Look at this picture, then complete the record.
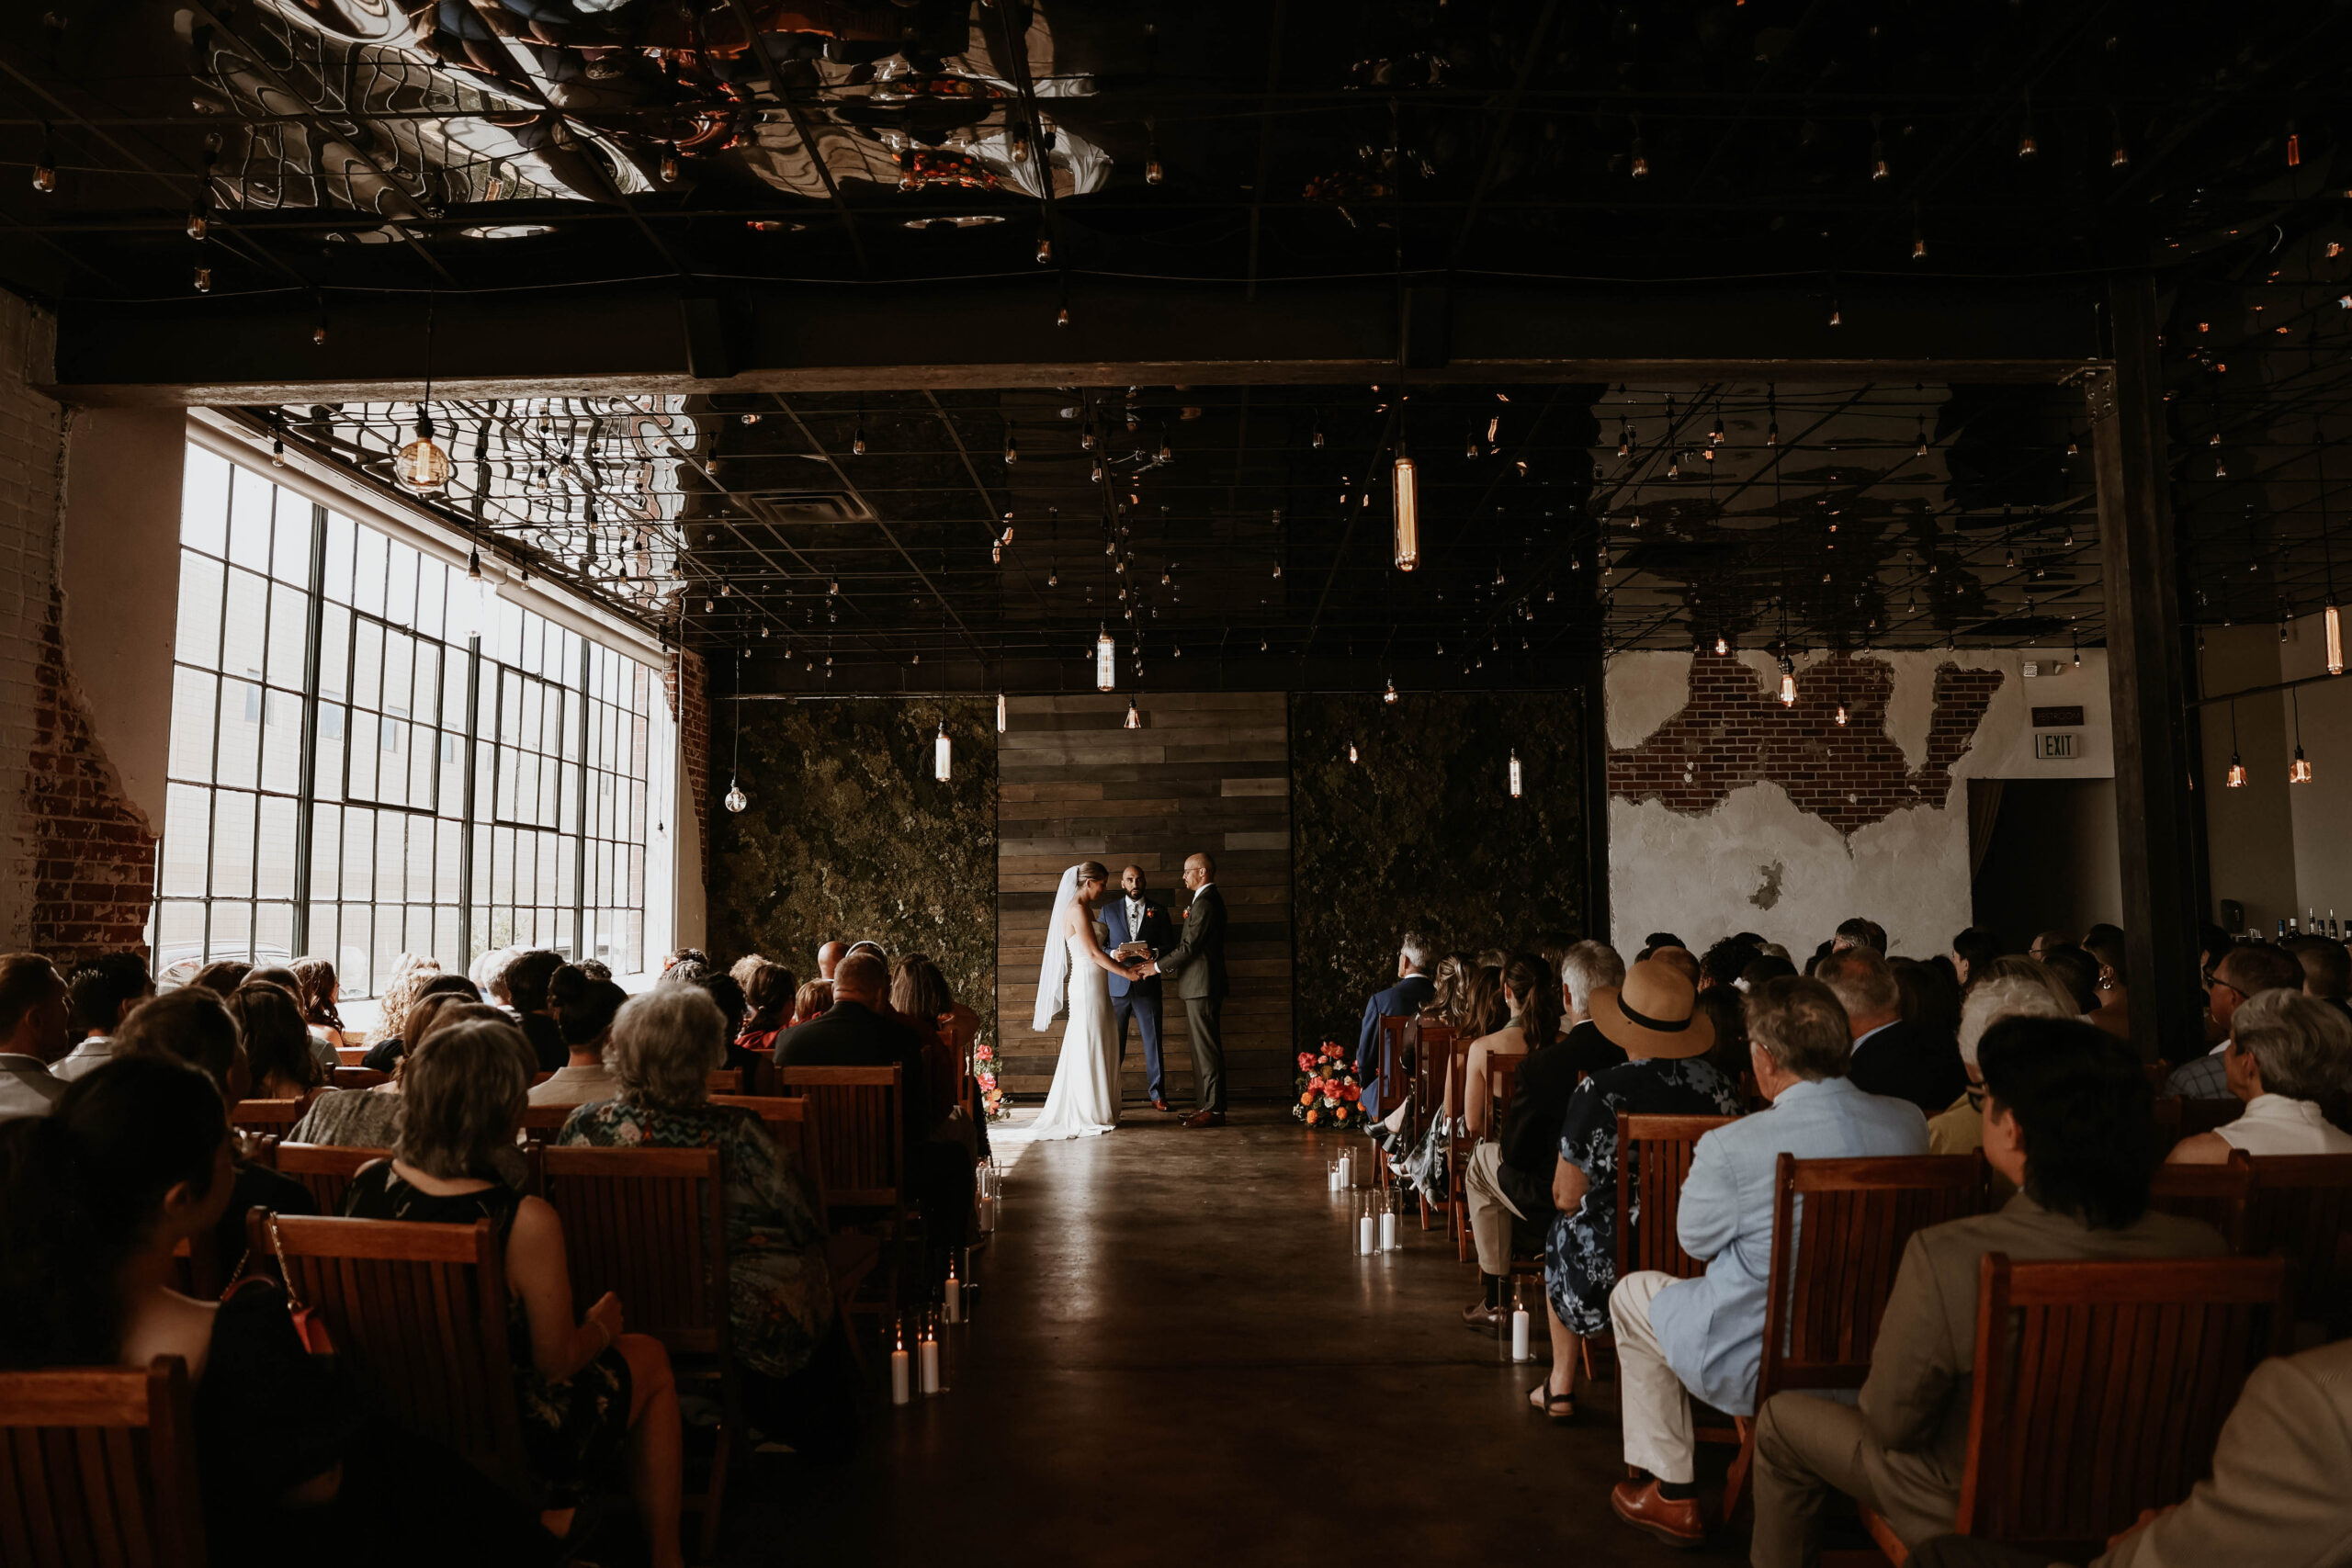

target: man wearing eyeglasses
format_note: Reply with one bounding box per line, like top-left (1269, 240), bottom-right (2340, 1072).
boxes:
top-left (2165, 941), bottom-right (2305, 1100)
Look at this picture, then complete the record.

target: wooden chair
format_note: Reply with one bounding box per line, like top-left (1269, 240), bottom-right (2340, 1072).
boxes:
top-left (336, 1044), bottom-right (370, 1066)
top-left (1407, 1020), bottom-right (1456, 1229)
top-left (228, 1093), bottom-right (314, 1138)
top-left (1595, 1112), bottom-right (1741, 1390)
top-left (708, 1092), bottom-right (808, 1151)
top-left (254, 1212), bottom-right (534, 1499)
top-left (721, 1096), bottom-right (881, 1354)
top-left (2146, 1155), bottom-right (2253, 1250)
top-left (274, 1142), bottom-right (391, 1217)
top-left (539, 1146), bottom-right (737, 1557)
top-left (1724, 1153), bottom-right (1987, 1517)
top-left (772, 1066), bottom-right (908, 1315)
top-left (332, 1066), bottom-right (390, 1089)
top-left (167, 1235), bottom-right (220, 1300)
top-left (2149, 1095), bottom-right (2183, 1154)
top-left (1443, 1033), bottom-right (1480, 1258)
top-left (2241, 1152), bottom-right (2352, 1320)
top-left (1851, 1252), bottom-right (2290, 1564)
top-left (1369, 1016), bottom-right (1411, 1192)
top-left (705, 1068), bottom-right (743, 1096)
top-left (521, 1102), bottom-right (574, 1135)
top-left (0, 1357), bottom-right (208, 1568)
top-left (2176, 1097), bottom-right (2245, 1139)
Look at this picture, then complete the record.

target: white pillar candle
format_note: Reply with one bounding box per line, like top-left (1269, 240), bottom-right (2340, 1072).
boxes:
top-left (944, 1276), bottom-right (963, 1325)
top-left (890, 1341), bottom-right (911, 1405)
top-left (1510, 1306), bottom-right (1532, 1362)
top-left (1380, 1210), bottom-right (1399, 1252)
top-left (1327, 1162), bottom-right (1340, 1190)
top-left (1337, 1153), bottom-right (1351, 1188)
top-left (1358, 1213), bottom-right (1375, 1255)
top-left (919, 1334), bottom-right (941, 1395)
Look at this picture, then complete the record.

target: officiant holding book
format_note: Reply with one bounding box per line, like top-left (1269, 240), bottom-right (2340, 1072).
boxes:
top-left (1104, 863), bottom-right (1178, 1112)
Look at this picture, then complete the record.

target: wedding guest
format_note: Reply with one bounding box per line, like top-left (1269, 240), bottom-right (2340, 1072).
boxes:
top-left (52, 951), bottom-right (153, 1082)
top-left (1891, 958), bottom-right (1962, 1044)
top-left (503, 950), bottom-right (568, 1073)
top-left (1747, 1017), bottom-right (2224, 1567)
top-left (471, 945), bottom-right (521, 1006)
top-left (1698, 938), bottom-right (1760, 993)
top-left (577, 960), bottom-right (612, 982)
top-left (662, 947), bottom-right (708, 975)
top-left (1927, 962), bottom-right (2079, 1201)
top-left (2028, 929), bottom-right (2075, 962)
top-left (1534, 959), bottom-right (1743, 1419)
top-left (1605, 977), bottom-right (1927, 1549)
top-left (1436, 951), bottom-right (1478, 1025)
top-left (735, 960), bottom-right (795, 1060)
top-left (2165, 989), bottom-right (2352, 1161)
top-left (290, 956), bottom-right (351, 1065)
top-left (1648, 945), bottom-right (1702, 989)
top-left (2166, 942), bottom-right (2305, 1100)
top-left (0, 1057), bottom-right (557, 1564)
top-left (1741, 953), bottom-right (1798, 990)
top-left (1355, 930), bottom-right (1437, 1119)
top-left (360, 964), bottom-right (474, 1073)
top-left (1690, 987), bottom-right (1752, 1091)
top-left (527, 966), bottom-right (628, 1109)
top-left (2287, 932), bottom-right (2352, 1019)
top-left (791, 979), bottom-right (832, 1024)
top-left (1642, 932), bottom-right (1687, 956)
top-left (2083, 930), bottom-right (2132, 1039)
top-left (2041, 942), bottom-right (2103, 1013)
top-left (296, 992), bottom-right (490, 1152)
top-left (1816, 947), bottom-right (1966, 1113)
top-left (227, 983), bottom-right (324, 1101)
top-left (1833, 918), bottom-right (1888, 953)
top-left (188, 960), bottom-right (253, 996)
top-left (1558, 941), bottom-right (1631, 1077)
top-left (893, 955), bottom-right (975, 1135)
top-left (342, 1021), bottom-right (684, 1562)
top-left (1464, 954), bottom-right (1558, 1141)
top-left (815, 941), bottom-right (847, 981)
top-left (559, 988), bottom-right (857, 1461)
top-left (1949, 926), bottom-right (2001, 991)
top-left (728, 953), bottom-right (766, 993)
top-left (1375, 964), bottom-right (1506, 1193)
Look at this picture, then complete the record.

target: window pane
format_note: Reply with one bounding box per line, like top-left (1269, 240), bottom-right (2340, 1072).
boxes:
top-left (181, 449), bottom-right (231, 556)
top-left (255, 902), bottom-right (294, 966)
top-left (255, 795), bottom-right (298, 899)
top-left (322, 511), bottom-right (355, 604)
top-left (161, 784), bottom-right (210, 897)
top-left (168, 669), bottom-right (219, 784)
top-left (155, 900), bottom-right (206, 978)
top-left (221, 569), bottom-right (267, 692)
top-left (272, 501), bottom-right (312, 588)
top-left (266, 581), bottom-right (309, 691)
top-left (210, 900), bottom-right (254, 963)
top-left (210, 790), bottom-right (256, 899)
top-left (175, 555), bottom-right (224, 671)
top-left (227, 470), bottom-right (272, 573)
top-left (309, 805), bottom-right (341, 900)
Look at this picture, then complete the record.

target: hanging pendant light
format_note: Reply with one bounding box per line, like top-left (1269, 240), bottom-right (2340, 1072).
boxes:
top-left (1835, 703), bottom-right (1849, 726)
top-left (724, 781), bottom-right (748, 812)
top-left (397, 412), bottom-right (452, 491)
top-left (1778, 652), bottom-right (1798, 707)
top-left (1384, 677), bottom-right (1398, 704)
top-left (2327, 597), bottom-right (2344, 676)
top-left (724, 655), bottom-right (750, 810)
top-left (1713, 635), bottom-right (1729, 656)
top-left (1095, 626), bottom-right (1116, 691)
top-left (2226, 700), bottom-right (2247, 787)
top-left (1391, 452), bottom-right (1420, 571)
top-left (934, 722), bottom-right (952, 782)
top-left (1508, 750), bottom-right (1523, 798)
top-left (996, 693), bottom-right (1007, 733)
top-left (2290, 688), bottom-right (2313, 783)
top-left (1124, 698), bottom-right (1141, 730)
top-left (1348, 743), bottom-right (1359, 764)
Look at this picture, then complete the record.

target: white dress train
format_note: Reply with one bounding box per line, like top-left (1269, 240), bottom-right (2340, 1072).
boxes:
top-left (1027, 921), bottom-right (1121, 1140)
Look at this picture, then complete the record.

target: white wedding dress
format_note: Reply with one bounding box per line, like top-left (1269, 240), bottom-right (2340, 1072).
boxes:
top-left (1027, 918), bottom-right (1121, 1140)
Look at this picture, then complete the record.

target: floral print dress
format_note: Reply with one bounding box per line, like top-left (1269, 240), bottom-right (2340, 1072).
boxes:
top-left (1543, 1056), bottom-right (1742, 1336)
top-left (557, 1099), bottom-right (834, 1381)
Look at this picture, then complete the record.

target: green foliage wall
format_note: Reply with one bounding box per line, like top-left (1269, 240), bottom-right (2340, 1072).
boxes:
top-left (1288, 691), bottom-right (1589, 1052)
top-left (706, 697), bottom-right (998, 1045)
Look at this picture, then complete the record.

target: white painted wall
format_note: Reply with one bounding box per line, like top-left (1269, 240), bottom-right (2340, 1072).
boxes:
top-left (1607, 648), bottom-right (2114, 959)
top-left (2199, 615), bottom-right (2352, 937)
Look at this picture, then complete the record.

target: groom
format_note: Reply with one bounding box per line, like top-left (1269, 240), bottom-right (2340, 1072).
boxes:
top-left (1104, 864), bottom-right (1178, 1111)
top-left (1140, 852), bottom-right (1229, 1128)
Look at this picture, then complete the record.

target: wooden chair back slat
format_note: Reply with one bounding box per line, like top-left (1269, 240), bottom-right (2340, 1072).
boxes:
top-left (772, 1066), bottom-right (902, 1212)
top-left (1760, 1154), bottom-right (1987, 1396)
top-left (2146, 1156), bottom-right (2254, 1251)
top-left (2175, 1097), bottom-right (2245, 1139)
top-left (715, 1095), bottom-right (826, 1225)
top-left (520, 1103), bottom-right (575, 1135)
top-left (540, 1147), bottom-right (727, 1357)
top-left (1407, 1020), bottom-right (1456, 1145)
top-left (227, 1094), bottom-right (315, 1137)
top-left (2241, 1152), bottom-right (2352, 1311)
top-left (1954, 1253), bottom-right (2290, 1555)
top-left (1488, 1054), bottom-right (1524, 1133)
top-left (705, 1069), bottom-right (743, 1096)
top-left (254, 1213), bottom-right (532, 1499)
top-left (0, 1359), bottom-right (205, 1568)
top-left (332, 1066), bottom-right (390, 1090)
top-left (1615, 1112), bottom-right (1741, 1280)
top-left (273, 1143), bottom-right (390, 1217)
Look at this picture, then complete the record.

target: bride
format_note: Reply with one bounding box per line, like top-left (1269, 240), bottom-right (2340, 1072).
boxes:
top-left (1028, 860), bottom-right (1147, 1140)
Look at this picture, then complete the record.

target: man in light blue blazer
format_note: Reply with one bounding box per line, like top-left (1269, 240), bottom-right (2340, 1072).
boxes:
top-left (1606, 975), bottom-right (1929, 1550)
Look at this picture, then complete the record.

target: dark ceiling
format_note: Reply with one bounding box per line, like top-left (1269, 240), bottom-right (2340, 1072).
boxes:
top-left (6, 0), bottom-right (2350, 689)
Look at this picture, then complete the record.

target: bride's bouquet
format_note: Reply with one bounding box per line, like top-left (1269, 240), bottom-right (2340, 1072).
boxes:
top-left (1294, 1042), bottom-right (1364, 1129)
top-left (972, 1042), bottom-right (1009, 1122)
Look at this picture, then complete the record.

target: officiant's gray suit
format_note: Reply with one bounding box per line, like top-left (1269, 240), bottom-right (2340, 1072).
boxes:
top-left (1155, 883), bottom-right (1229, 1112)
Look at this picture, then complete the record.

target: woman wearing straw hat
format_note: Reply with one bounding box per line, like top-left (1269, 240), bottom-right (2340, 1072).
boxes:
top-left (1531, 958), bottom-right (1744, 1422)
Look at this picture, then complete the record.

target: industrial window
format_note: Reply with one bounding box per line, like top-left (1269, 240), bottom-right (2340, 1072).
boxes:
top-left (154, 445), bottom-right (669, 995)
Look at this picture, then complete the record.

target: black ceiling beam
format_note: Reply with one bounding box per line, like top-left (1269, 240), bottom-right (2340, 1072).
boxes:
top-left (49, 275), bottom-right (2105, 406)
top-left (725, 649), bottom-right (1595, 698)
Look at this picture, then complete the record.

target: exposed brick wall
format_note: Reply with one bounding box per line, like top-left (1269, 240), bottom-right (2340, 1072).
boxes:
top-left (26, 603), bottom-right (157, 961)
top-left (1608, 649), bottom-right (2006, 836)
top-left (664, 645), bottom-right (709, 831)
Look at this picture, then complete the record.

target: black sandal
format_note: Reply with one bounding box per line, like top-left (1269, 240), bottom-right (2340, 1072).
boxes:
top-left (1527, 1382), bottom-right (1577, 1422)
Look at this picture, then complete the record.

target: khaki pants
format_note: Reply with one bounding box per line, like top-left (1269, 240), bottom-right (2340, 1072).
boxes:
top-left (1749, 1392), bottom-right (1959, 1568)
top-left (1610, 1269), bottom-right (1698, 1484)
top-left (1464, 1142), bottom-right (1528, 1276)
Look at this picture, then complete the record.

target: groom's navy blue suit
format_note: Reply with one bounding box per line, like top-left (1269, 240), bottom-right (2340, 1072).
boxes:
top-left (1104, 891), bottom-right (1178, 1102)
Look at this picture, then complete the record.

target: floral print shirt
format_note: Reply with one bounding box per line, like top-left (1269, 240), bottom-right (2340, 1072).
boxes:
top-left (557, 1098), bottom-right (834, 1380)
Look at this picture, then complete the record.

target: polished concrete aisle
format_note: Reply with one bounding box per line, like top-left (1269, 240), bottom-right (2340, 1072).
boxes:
top-left (723, 1109), bottom-right (1750, 1565)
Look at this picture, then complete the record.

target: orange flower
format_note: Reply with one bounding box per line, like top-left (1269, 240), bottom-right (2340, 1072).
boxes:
top-left (1300, 1091), bottom-right (1314, 1105)
top-left (1305, 1109), bottom-right (1320, 1124)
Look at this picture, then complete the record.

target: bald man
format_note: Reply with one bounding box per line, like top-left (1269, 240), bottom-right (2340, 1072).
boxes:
top-left (816, 941), bottom-right (847, 981)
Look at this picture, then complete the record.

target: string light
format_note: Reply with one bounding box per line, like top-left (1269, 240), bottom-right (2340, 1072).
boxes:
top-left (724, 655), bottom-right (749, 811)
top-left (1095, 626), bottom-right (1116, 692)
top-left (1384, 677), bottom-right (1397, 704)
top-left (1714, 635), bottom-right (1729, 656)
top-left (1392, 452), bottom-right (1420, 571)
top-left (1125, 698), bottom-right (1142, 730)
top-left (2290, 689), bottom-right (2312, 783)
top-left (2226, 700), bottom-right (2247, 787)
top-left (996, 693), bottom-right (1007, 733)
top-left (1778, 652), bottom-right (1797, 706)
top-left (934, 721), bottom-right (952, 782)
top-left (1348, 743), bottom-right (1359, 764)
top-left (1508, 750), bottom-right (1522, 797)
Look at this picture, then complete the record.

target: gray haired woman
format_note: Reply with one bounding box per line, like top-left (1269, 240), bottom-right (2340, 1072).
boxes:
top-left (2168, 989), bottom-right (2352, 1163)
top-left (557, 987), bottom-right (860, 1461)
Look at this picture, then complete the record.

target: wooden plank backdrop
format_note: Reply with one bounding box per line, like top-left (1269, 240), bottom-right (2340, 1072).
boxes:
top-left (996, 692), bottom-right (1294, 1103)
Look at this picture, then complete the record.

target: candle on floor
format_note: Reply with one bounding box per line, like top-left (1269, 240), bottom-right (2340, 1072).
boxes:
top-left (944, 1259), bottom-right (963, 1324)
top-left (890, 1324), bottom-right (911, 1405)
top-left (1357, 1201), bottom-right (1375, 1256)
top-left (1380, 1206), bottom-right (1399, 1252)
top-left (1336, 1152), bottom-right (1351, 1189)
top-left (919, 1322), bottom-right (941, 1396)
top-left (1327, 1157), bottom-right (1340, 1191)
top-left (1510, 1303), bottom-right (1532, 1362)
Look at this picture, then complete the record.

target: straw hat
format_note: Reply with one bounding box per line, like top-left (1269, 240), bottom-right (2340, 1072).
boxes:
top-left (1590, 958), bottom-right (1715, 1060)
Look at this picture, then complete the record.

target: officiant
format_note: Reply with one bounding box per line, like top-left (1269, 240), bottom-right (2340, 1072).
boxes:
top-left (1105, 864), bottom-right (1178, 1112)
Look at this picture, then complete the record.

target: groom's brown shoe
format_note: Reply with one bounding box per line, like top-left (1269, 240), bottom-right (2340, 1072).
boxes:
top-left (1181, 1109), bottom-right (1223, 1128)
top-left (1151, 1097), bottom-right (1170, 1112)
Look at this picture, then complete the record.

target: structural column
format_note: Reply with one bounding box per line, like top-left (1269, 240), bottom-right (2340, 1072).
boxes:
top-left (2090, 273), bottom-right (2199, 1066)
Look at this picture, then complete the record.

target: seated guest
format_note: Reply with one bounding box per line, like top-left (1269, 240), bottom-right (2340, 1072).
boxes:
top-left (1355, 929), bottom-right (1438, 1119)
top-left (2040, 942), bottom-right (2102, 1014)
top-left (1642, 932), bottom-right (1688, 957)
top-left (1433, 951), bottom-right (1478, 1025)
top-left (187, 959), bottom-right (253, 995)
top-left (344, 1021), bottom-right (684, 1562)
top-left (1374, 964), bottom-right (1506, 1192)
top-left (2166, 941), bottom-right (2305, 1100)
top-left (1463, 945), bottom-right (1623, 1328)
top-left (1816, 947), bottom-right (1966, 1113)
top-left (227, 983), bottom-right (324, 1101)
top-left (1605, 977), bottom-right (1928, 1548)
top-left (295, 991), bottom-right (484, 1151)
top-left (1698, 938), bottom-right (1762, 994)
top-left (1891, 957), bottom-right (1962, 1045)
top-left (1464, 954), bottom-right (1558, 1141)
top-left (2287, 932), bottom-right (2352, 1021)
top-left (52, 951), bottom-right (154, 1082)
top-left (503, 950), bottom-right (569, 1074)
top-left (0, 954), bottom-right (73, 1121)
top-left (1833, 917), bottom-right (1888, 953)
top-left (0, 1057), bottom-right (556, 1564)
top-left (1648, 945), bottom-right (1702, 989)
top-left (2166, 989), bottom-right (2352, 1161)
top-left (359, 966), bottom-right (478, 1073)
top-left (1534, 959), bottom-right (1742, 1419)
top-left (843, 940), bottom-right (886, 966)
top-left (893, 954), bottom-right (979, 1145)
top-left (815, 940), bottom-right (847, 981)
top-left (1690, 987), bottom-right (1753, 1090)
top-left (775, 952), bottom-right (971, 1281)
top-left (1927, 962), bottom-right (2078, 1199)
top-left (1949, 926), bottom-right (2001, 992)
top-left (791, 978), bottom-right (833, 1024)
top-left (2082, 931), bottom-right (2132, 1040)
top-left (1741, 953), bottom-right (1799, 990)
top-left (289, 956), bottom-right (350, 1066)
top-left (1748, 1017), bottom-right (2226, 1566)
top-left (734, 960), bottom-right (795, 1061)
top-left (2028, 929), bottom-right (2075, 962)
top-left (728, 953), bottom-right (766, 992)
top-left (471, 945), bottom-right (521, 1006)
top-left (559, 989), bottom-right (857, 1461)
top-left (527, 966), bottom-right (628, 1108)
top-left (662, 946), bottom-right (709, 975)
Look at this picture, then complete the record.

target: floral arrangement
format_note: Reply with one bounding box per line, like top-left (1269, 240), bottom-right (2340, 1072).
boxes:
top-left (1294, 1041), bottom-right (1364, 1128)
top-left (971, 1040), bottom-right (1009, 1122)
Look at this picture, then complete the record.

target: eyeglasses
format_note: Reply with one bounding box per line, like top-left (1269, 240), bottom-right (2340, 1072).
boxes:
top-left (2201, 967), bottom-right (2243, 996)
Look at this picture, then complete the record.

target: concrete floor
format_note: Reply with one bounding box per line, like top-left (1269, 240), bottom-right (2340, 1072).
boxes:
top-left (721, 1108), bottom-right (1756, 1566)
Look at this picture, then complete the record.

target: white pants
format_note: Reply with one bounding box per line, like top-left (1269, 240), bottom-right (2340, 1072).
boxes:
top-left (1464, 1142), bottom-right (1526, 1276)
top-left (1609, 1269), bottom-right (1695, 1484)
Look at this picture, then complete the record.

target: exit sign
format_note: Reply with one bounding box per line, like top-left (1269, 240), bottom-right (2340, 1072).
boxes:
top-left (2035, 732), bottom-right (2079, 760)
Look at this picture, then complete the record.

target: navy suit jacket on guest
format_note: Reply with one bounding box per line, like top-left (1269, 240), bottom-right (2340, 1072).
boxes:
top-left (1356, 973), bottom-right (1437, 1118)
top-left (1103, 894), bottom-right (1177, 1000)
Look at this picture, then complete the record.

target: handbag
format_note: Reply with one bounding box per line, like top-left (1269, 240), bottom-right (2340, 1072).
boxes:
top-left (221, 1212), bottom-right (337, 1355)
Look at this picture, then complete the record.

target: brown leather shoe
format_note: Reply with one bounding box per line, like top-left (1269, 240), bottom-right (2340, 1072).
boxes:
top-left (1180, 1109), bottom-right (1223, 1128)
top-left (1461, 1300), bottom-right (1509, 1331)
top-left (1151, 1097), bottom-right (1170, 1112)
top-left (1609, 1479), bottom-right (1707, 1549)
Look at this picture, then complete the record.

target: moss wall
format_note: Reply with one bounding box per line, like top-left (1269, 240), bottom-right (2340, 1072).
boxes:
top-left (1288, 691), bottom-right (1589, 1052)
top-left (705, 697), bottom-right (998, 1045)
